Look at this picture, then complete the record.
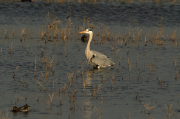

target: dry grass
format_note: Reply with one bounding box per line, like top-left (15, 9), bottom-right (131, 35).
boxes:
top-left (13, 66), bottom-right (19, 78)
top-left (48, 92), bottom-right (57, 109)
top-left (164, 101), bottom-right (174, 119)
top-left (143, 102), bottom-right (156, 114)
top-left (14, 92), bottom-right (23, 102)
top-left (0, 110), bottom-right (11, 119)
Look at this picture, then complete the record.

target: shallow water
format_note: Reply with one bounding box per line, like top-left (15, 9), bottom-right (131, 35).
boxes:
top-left (0, 1), bottom-right (180, 119)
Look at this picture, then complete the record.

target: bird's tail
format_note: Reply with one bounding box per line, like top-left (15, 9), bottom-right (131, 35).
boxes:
top-left (111, 61), bottom-right (115, 66)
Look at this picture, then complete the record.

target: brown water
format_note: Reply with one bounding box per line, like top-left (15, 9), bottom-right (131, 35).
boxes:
top-left (0, 1), bottom-right (180, 119)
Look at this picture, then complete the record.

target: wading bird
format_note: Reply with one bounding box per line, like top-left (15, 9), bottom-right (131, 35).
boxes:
top-left (79, 28), bottom-right (115, 69)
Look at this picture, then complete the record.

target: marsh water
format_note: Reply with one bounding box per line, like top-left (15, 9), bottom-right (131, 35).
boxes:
top-left (0, 1), bottom-right (180, 119)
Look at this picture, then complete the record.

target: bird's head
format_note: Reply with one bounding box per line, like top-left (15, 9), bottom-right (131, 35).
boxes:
top-left (79, 28), bottom-right (93, 35)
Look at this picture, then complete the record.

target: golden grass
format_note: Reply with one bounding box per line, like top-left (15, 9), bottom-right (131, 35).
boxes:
top-left (165, 101), bottom-right (174, 119)
top-left (143, 102), bottom-right (156, 114)
top-left (48, 92), bottom-right (57, 109)
top-left (0, 110), bottom-right (11, 119)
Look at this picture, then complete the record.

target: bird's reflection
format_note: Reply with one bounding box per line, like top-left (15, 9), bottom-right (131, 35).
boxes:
top-left (13, 111), bottom-right (29, 116)
top-left (85, 68), bottom-right (113, 85)
top-left (82, 68), bottom-right (114, 118)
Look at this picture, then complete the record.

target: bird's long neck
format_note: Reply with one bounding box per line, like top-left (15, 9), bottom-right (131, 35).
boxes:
top-left (86, 32), bottom-right (93, 62)
top-left (86, 32), bottom-right (93, 53)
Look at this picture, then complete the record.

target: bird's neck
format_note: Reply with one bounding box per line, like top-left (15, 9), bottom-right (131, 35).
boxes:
top-left (86, 33), bottom-right (93, 62)
top-left (86, 33), bottom-right (93, 52)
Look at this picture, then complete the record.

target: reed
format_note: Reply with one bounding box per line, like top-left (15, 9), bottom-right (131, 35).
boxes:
top-left (21, 28), bottom-right (26, 41)
top-left (4, 25), bottom-right (7, 39)
top-left (34, 54), bottom-right (37, 78)
top-left (1, 47), bottom-right (2, 57)
top-left (9, 42), bottom-right (15, 55)
top-left (135, 90), bottom-right (141, 100)
top-left (83, 79), bottom-right (86, 92)
top-left (95, 106), bottom-right (102, 119)
top-left (158, 78), bottom-right (163, 89)
top-left (0, 110), bottom-right (11, 119)
top-left (58, 84), bottom-right (62, 106)
top-left (67, 71), bottom-right (74, 89)
top-left (48, 92), bottom-right (57, 109)
top-left (143, 102), bottom-right (156, 114)
top-left (15, 93), bottom-right (23, 102)
top-left (13, 26), bottom-right (15, 39)
top-left (111, 74), bottom-right (115, 90)
top-left (13, 66), bottom-right (19, 78)
top-left (171, 30), bottom-right (176, 41)
top-left (165, 102), bottom-right (174, 119)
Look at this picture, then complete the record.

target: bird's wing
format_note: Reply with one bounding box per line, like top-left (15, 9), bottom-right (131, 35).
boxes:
top-left (91, 50), bottom-right (115, 67)
top-left (91, 50), bottom-right (108, 59)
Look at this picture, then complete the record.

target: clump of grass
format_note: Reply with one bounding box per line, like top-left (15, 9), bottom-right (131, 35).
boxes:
top-left (143, 102), bottom-right (156, 114)
top-left (48, 92), bottom-right (57, 109)
top-left (164, 101), bottom-right (174, 119)
top-left (0, 110), bottom-right (11, 119)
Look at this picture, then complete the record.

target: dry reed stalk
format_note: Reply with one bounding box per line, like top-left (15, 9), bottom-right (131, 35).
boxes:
top-left (95, 106), bottom-right (102, 119)
top-left (15, 93), bottom-right (23, 101)
top-left (1, 47), bottom-right (2, 57)
top-left (41, 49), bottom-right (44, 57)
top-left (27, 45), bottom-right (29, 54)
top-left (136, 54), bottom-right (139, 64)
top-left (37, 65), bottom-right (51, 90)
top-left (63, 83), bottom-right (67, 93)
top-left (135, 90), bottom-right (141, 100)
top-left (0, 109), bottom-right (11, 119)
top-left (67, 71), bottom-right (74, 89)
top-left (119, 57), bottom-right (121, 66)
top-left (110, 42), bottom-right (114, 51)
top-left (13, 26), bottom-right (15, 39)
top-left (174, 57), bottom-right (177, 69)
top-left (9, 42), bottom-right (15, 55)
top-left (132, 29), bottom-right (135, 42)
top-left (165, 101), bottom-right (174, 119)
top-left (111, 74), bottom-right (115, 90)
top-left (171, 30), bottom-right (176, 41)
top-left (58, 84), bottom-right (62, 105)
top-left (34, 55), bottom-right (37, 77)
top-left (96, 84), bottom-right (102, 96)
top-left (143, 102), bottom-right (156, 114)
top-left (21, 28), bottom-right (26, 41)
top-left (13, 66), bottom-right (19, 78)
top-left (48, 92), bottom-right (57, 109)
top-left (158, 78), bottom-right (163, 89)
top-left (83, 79), bottom-right (86, 92)
top-left (4, 26), bottom-right (7, 39)
top-left (52, 79), bottom-right (57, 90)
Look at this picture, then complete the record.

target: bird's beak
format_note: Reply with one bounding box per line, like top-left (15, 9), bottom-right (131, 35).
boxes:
top-left (79, 31), bottom-right (87, 33)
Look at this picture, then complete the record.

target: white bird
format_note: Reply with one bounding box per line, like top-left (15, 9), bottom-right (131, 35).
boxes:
top-left (79, 28), bottom-right (115, 69)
